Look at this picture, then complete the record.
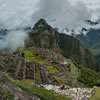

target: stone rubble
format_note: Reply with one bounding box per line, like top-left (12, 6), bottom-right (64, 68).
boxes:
top-left (38, 84), bottom-right (95, 100)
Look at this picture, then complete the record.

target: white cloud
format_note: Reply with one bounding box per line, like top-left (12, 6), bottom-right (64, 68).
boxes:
top-left (33, 0), bottom-right (91, 30)
top-left (0, 30), bottom-right (28, 52)
top-left (0, 0), bottom-right (39, 29)
top-left (0, 0), bottom-right (39, 52)
top-left (0, 0), bottom-right (100, 30)
top-left (0, 0), bottom-right (100, 52)
top-left (69, 0), bottom-right (100, 19)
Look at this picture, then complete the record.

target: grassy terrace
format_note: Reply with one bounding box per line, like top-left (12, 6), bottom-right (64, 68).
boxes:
top-left (77, 64), bottom-right (100, 87)
top-left (45, 65), bottom-right (59, 74)
top-left (23, 50), bottom-right (59, 74)
top-left (24, 50), bottom-right (47, 64)
top-left (65, 59), bottom-right (76, 76)
top-left (35, 72), bottom-right (41, 83)
top-left (89, 88), bottom-right (100, 100)
top-left (0, 72), bottom-right (71, 100)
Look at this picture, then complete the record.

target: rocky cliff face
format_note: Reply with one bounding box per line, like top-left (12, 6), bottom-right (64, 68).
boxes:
top-left (55, 33), bottom-right (96, 70)
top-left (26, 19), bottom-right (98, 71)
top-left (0, 74), bottom-right (40, 100)
top-left (26, 19), bottom-right (59, 52)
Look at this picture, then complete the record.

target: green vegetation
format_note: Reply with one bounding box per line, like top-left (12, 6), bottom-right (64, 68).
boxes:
top-left (0, 72), bottom-right (71, 100)
top-left (76, 64), bottom-right (100, 87)
top-left (35, 72), bottom-right (41, 83)
top-left (0, 87), bottom-right (14, 100)
top-left (54, 77), bottom-right (63, 84)
top-left (89, 88), bottom-right (100, 100)
top-left (67, 59), bottom-right (76, 76)
top-left (24, 50), bottom-right (47, 64)
top-left (18, 84), bottom-right (71, 100)
top-left (45, 65), bottom-right (59, 74)
top-left (0, 72), bottom-right (17, 85)
top-left (18, 79), bottom-right (34, 88)
top-left (23, 50), bottom-right (59, 74)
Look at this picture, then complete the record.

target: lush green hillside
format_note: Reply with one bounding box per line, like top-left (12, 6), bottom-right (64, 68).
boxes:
top-left (76, 64), bottom-right (100, 87)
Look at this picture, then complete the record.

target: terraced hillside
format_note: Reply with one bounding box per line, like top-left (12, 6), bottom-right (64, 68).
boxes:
top-left (0, 47), bottom-right (100, 87)
top-left (0, 47), bottom-right (78, 86)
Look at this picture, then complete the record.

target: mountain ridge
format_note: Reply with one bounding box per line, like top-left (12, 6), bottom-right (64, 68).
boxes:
top-left (26, 19), bottom-right (99, 71)
top-left (76, 28), bottom-right (100, 70)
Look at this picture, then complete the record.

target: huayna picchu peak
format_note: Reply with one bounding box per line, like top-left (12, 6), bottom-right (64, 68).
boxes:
top-left (26, 19), bottom-right (60, 52)
top-left (0, 19), bottom-right (100, 100)
top-left (26, 19), bottom-right (99, 71)
top-left (33, 19), bottom-right (49, 29)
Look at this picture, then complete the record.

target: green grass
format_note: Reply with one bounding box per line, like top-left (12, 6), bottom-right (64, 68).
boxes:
top-left (24, 50), bottom-right (59, 74)
top-left (17, 82), bottom-right (71, 100)
top-left (65, 59), bottom-right (76, 76)
top-left (18, 79), bottom-right (34, 88)
top-left (76, 64), bottom-right (100, 87)
top-left (35, 72), bottom-right (41, 83)
top-left (0, 87), bottom-right (14, 100)
top-left (89, 88), bottom-right (100, 100)
top-left (54, 77), bottom-right (63, 84)
top-left (70, 62), bottom-right (76, 76)
top-left (24, 50), bottom-right (47, 64)
top-left (0, 72), bottom-right (71, 100)
top-left (24, 50), bottom-right (33, 57)
top-left (45, 65), bottom-right (59, 74)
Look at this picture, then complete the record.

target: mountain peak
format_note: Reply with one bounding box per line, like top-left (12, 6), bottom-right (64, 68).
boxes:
top-left (33, 19), bottom-right (48, 30)
top-left (26, 19), bottom-right (59, 51)
top-left (38, 19), bottom-right (47, 24)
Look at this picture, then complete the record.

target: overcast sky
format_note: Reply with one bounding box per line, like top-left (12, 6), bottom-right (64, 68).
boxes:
top-left (0, 0), bottom-right (100, 51)
top-left (0, 0), bottom-right (100, 30)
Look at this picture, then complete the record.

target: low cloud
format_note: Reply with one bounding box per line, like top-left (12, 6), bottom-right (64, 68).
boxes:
top-left (0, 30), bottom-right (28, 53)
top-left (0, 0), bottom-right (38, 52)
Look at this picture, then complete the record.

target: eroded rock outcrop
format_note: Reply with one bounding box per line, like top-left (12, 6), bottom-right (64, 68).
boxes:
top-left (0, 74), bottom-right (40, 100)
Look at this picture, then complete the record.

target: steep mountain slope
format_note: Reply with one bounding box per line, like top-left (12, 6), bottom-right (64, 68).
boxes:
top-left (55, 32), bottom-right (98, 71)
top-left (27, 19), bottom-right (98, 71)
top-left (77, 28), bottom-right (100, 48)
top-left (77, 28), bottom-right (100, 68)
top-left (26, 19), bottom-right (59, 52)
